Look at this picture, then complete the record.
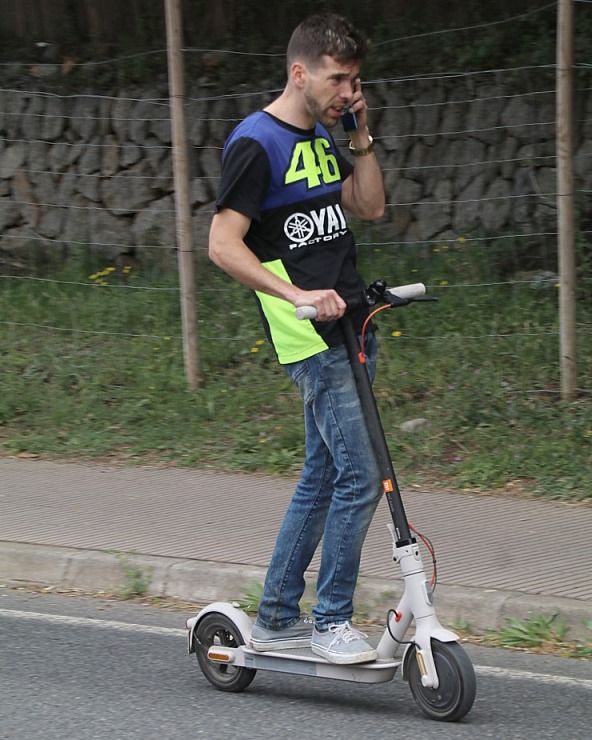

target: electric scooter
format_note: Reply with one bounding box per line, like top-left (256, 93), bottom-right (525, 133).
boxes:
top-left (186, 280), bottom-right (477, 722)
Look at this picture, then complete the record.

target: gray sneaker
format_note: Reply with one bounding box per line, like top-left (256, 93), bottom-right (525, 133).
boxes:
top-left (250, 617), bottom-right (314, 651)
top-left (311, 622), bottom-right (377, 664)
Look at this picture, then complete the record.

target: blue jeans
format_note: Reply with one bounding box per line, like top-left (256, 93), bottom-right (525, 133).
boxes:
top-left (256, 332), bottom-right (382, 631)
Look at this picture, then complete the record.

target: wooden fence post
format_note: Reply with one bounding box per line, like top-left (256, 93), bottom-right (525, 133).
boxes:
top-left (556, 0), bottom-right (577, 400)
top-left (165, 0), bottom-right (201, 389)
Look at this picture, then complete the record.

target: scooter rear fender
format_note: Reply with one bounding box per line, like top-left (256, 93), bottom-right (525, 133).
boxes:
top-left (186, 601), bottom-right (254, 654)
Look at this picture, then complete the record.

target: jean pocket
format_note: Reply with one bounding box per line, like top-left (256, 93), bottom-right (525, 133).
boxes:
top-left (284, 360), bottom-right (314, 406)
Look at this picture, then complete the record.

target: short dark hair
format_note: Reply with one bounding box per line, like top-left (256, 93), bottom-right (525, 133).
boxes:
top-left (286, 14), bottom-right (370, 71)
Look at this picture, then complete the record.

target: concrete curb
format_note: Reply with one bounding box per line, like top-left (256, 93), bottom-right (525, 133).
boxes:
top-left (1, 542), bottom-right (589, 640)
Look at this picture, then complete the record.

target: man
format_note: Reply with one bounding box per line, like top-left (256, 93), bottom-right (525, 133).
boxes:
top-left (209, 13), bottom-right (385, 664)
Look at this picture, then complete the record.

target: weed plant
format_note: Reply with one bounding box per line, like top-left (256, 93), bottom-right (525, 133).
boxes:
top-left (455, 613), bottom-right (592, 658)
top-left (0, 237), bottom-right (590, 502)
top-left (483, 613), bottom-right (592, 658)
top-left (113, 551), bottom-right (153, 599)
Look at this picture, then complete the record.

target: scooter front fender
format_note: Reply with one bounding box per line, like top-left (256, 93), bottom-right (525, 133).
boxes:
top-left (401, 619), bottom-right (459, 685)
top-left (186, 601), bottom-right (254, 654)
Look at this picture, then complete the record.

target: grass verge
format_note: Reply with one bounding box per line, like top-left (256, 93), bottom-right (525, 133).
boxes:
top-left (1, 241), bottom-right (591, 502)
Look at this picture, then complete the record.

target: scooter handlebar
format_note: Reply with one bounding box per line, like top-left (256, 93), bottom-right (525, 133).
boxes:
top-left (385, 282), bottom-right (426, 302)
top-left (295, 282), bottom-right (426, 321)
top-left (294, 305), bottom-right (321, 320)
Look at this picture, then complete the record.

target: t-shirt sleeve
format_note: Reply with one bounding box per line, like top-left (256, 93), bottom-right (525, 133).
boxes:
top-left (215, 138), bottom-right (271, 221)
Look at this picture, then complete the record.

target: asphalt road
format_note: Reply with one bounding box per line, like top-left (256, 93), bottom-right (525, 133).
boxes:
top-left (1, 589), bottom-right (590, 739)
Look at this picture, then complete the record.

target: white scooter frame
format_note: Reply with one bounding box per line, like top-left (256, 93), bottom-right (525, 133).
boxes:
top-left (186, 282), bottom-right (477, 722)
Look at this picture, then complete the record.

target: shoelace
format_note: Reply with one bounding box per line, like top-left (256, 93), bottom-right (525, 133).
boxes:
top-left (327, 621), bottom-right (367, 647)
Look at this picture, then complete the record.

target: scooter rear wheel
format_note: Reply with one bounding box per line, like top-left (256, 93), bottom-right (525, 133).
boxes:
top-left (407, 639), bottom-right (476, 721)
top-left (194, 612), bottom-right (256, 693)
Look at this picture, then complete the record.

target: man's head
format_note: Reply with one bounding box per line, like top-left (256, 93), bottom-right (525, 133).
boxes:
top-left (283, 14), bottom-right (371, 129)
top-left (286, 14), bottom-right (370, 73)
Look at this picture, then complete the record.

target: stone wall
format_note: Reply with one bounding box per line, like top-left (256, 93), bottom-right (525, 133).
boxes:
top-left (1, 79), bottom-right (591, 267)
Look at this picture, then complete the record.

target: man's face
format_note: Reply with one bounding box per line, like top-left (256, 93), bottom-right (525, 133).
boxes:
top-left (302, 55), bottom-right (360, 128)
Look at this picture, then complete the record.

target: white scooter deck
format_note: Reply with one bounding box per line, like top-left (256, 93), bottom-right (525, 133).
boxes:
top-left (211, 643), bottom-right (402, 683)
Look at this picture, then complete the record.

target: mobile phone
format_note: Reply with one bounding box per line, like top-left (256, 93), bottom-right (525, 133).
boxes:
top-left (341, 106), bottom-right (358, 132)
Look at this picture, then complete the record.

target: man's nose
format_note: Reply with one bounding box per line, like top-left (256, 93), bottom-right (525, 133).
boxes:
top-left (339, 80), bottom-right (354, 100)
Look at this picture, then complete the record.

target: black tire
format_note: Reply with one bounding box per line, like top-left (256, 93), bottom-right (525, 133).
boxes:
top-left (407, 639), bottom-right (476, 722)
top-left (194, 613), bottom-right (257, 693)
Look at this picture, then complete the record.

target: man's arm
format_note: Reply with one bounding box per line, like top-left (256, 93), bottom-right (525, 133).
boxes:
top-left (208, 208), bottom-right (346, 321)
top-left (340, 128), bottom-right (385, 221)
top-left (340, 80), bottom-right (385, 221)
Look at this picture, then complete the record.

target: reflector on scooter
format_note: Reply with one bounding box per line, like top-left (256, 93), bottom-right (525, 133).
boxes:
top-left (208, 648), bottom-right (235, 663)
top-left (416, 651), bottom-right (428, 680)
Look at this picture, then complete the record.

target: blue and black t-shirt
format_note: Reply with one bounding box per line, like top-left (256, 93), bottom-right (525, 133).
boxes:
top-left (215, 111), bottom-right (368, 364)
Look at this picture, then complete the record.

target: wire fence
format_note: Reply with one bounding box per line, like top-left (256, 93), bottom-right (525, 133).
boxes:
top-left (0, 1), bottom-right (591, 401)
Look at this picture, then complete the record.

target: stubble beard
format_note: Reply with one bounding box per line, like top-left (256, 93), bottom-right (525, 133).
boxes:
top-left (303, 91), bottom-right (336, 129)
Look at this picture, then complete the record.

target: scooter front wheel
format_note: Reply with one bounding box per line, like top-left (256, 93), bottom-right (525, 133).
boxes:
top-left (407, 639), bottom-right (476, 722)
top-left (194, 612), bottom-right (256, 693)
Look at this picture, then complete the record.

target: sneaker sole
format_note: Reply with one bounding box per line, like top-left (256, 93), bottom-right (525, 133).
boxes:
top-left (250, 635), bottom-right (312, 652)
top-left (310, 644), bottom-right (378, 664)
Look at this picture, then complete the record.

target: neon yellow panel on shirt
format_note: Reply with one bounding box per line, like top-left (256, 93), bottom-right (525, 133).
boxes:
top-left (257, 260), bottom-right (328, 364)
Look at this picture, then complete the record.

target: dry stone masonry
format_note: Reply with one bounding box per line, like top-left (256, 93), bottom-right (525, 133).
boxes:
top-left (1, 79), bottom-right (590, 266)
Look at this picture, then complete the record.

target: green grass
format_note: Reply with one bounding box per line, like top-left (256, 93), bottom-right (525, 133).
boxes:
top-left (454, 613), bottom-right (592, 658)
top-left (0, 239), bottom-right (591, 502)
top-left (234, 581), bottom-right (265, 614)
top-left (483, 613), bottom-right (592, 659)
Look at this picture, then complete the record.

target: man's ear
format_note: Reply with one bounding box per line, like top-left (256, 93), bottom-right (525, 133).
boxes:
top-left (290, 62), bottom-right (306, 89)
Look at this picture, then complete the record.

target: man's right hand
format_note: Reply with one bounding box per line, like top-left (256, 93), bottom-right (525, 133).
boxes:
top-left (293, 289), bottom-right (346, 322)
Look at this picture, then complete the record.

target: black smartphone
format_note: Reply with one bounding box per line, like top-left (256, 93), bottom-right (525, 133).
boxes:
top-left (341, 106), bottom-right (358, 132)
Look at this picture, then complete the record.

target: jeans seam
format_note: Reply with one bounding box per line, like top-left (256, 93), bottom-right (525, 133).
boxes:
top-left (267, 445), bottom-right (333, 628)
top-left (310, 354), bottom-right (364, 621)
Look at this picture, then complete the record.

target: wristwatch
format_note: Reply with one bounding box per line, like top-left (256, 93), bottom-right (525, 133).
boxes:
top-left (349, 135), bottom-right (375, 157)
